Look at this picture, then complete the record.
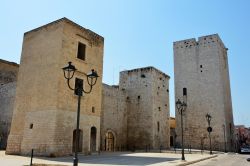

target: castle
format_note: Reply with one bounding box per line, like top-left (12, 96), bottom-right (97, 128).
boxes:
top-left (0, 18), bottom-right (234, 156)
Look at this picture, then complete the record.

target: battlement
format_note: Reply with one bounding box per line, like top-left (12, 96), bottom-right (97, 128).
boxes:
top-left (174, 34), bottom-right (227, 50)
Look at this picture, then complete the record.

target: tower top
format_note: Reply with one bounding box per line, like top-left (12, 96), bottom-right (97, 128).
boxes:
top-left (24, 17), bottom-right (104, 42)
top-left (173, 34), bottom-right (227, 50)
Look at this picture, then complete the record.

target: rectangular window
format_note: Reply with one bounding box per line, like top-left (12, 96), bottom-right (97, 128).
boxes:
top-left (74, 78), bottom-right (83, 96)
top-left (77, 42), bottom-right (86, 60)
top-left (157, 122), bottom-right (160, 132)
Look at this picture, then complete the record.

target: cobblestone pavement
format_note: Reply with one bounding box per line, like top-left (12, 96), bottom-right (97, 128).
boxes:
top-left (0, 150), bottom-right (217, 166)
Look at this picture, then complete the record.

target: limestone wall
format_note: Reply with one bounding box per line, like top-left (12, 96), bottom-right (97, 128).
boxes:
top-left (101, 84), bottom-right (127, 151)
top-left (174, 34), bottom-right (234, 151)
top-left (119, 67), bottom-right (170, 150)
top-left (0, 82), bottom-right (17, 149)
top-left (0, 59), bottom-right (18, 150)
top-left (6, 18), bottom-right (104, 156)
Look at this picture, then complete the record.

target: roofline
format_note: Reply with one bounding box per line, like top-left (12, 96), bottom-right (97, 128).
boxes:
top-left (120, 66), bottom-right (170, 78)
top-left (0, 59), bottom-right (19, 67)
top-left (24, 17), bottom-right (104, 41)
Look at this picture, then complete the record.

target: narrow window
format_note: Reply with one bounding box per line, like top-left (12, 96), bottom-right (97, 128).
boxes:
top-left (92, 107), bottom-right (95, 113)
top-left (183, 88), bottom-right (187, 96)
top-left (141, 74), bottom-right (146, 78)
top-left (157, 122), bottom-right (160, 132)
top-left (138, 96), bottom-right (140, 100)
top-left (77, 42), bottom-right (86, 60)
top-left (158, 107), bottom-right (161, 111)
top-left (200, 65), bottom-right (203, 68)
top-left (75, 78), bottom-right (83, 96)
top-left (30, 123), bottom-right (33, 129)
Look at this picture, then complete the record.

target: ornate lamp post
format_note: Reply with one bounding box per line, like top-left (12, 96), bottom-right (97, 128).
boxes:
top-left (62, 62), bottom-right (99, 166)
top-left (176, 98), bottom-right (187, 160)
top-left (206, 113), bottom-right (212, 155)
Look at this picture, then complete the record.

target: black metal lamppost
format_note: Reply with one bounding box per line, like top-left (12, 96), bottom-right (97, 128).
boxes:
top-left (62, 62), bottom-right (99, 166)
top-left (206, 113), bottom-right (212, 155)
top-left (222, 124), bottom-right (227, 152)
top-left (176, 88), bottom-right (187, 161)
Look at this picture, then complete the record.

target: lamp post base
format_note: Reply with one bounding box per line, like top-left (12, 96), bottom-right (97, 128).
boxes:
top-left (73, 158), bottom-right (78, 166)
top-left (181, 149), bottom-right (185, 160)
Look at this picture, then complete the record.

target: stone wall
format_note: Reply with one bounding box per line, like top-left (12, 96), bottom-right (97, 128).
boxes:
top-left (6, 18), bottom-right (104, 156)
top-left (119, 67), bottom-right (170, 150)
top-left (100, 84), bottom-right (127, 151)
top-left (0, 59), bottom-right (18, 149)
top-left (174, 34), bottom-right (234, 151)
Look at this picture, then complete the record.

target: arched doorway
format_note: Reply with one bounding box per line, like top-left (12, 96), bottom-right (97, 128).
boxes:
top-left (90, 127), bottom-right (97, 152)
top-left (72, 129), bottom-right (83, 152)
top-left (105, 131), bottom-right (115, 151)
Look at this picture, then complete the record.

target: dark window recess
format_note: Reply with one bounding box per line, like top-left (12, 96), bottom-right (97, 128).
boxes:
top-left (158, 107), bottom-right (161, 111)
top-left (137, 95), bottom-right (141, 100)
top-left (77, 42), bottom-right (86, 60)
top-left (141, 74), bottom-right (146, 78)
top-left (92, 107), bottom-right (95, 113)
top-left (158, 86), bottom-right (160, 90)
top-left (167, 89), bottom-right (169, 92)
top-left (159, 77), bottom-right (162, 80)
top-left (183, 88), bottom-right (187, 96)
top-left (201, 70), bottom-right (203, 72)
top-left (75, 78), bottom-right (83, 96)
top-left (200, 65), bottom-right (203, 68)
top-left (30, 123), bottom-right (33, 129)
top-left (157, 122), bottom-right (160, 132)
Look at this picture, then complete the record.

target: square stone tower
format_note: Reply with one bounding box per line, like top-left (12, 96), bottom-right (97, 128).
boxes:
top-left (119, 67), bottom-right (170, 150)
top-left (6, 18), bottom-right (104, 156)
top-left (174, 34), bottom-right (234, 151)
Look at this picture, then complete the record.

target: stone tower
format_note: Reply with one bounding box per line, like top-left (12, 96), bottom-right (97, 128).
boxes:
top-left (119, 67), bottom-right (170, 150)
top-left (6, 18), bottom-right (104, 156)
top-left (174, 34), bottom-right (234, 151)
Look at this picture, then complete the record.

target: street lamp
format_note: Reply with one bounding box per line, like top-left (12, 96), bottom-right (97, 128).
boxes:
top-left (176, 98), bottom-right (187, 160)
top-left (222, 124), bottom-right (227, 153)
top-left (206, 113), bottom-right (212, 155)
top-left (62, 62), bottom-right (99, 166)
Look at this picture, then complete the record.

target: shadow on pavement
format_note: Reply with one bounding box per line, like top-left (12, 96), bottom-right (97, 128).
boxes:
top-left (36, 153), bottom-right (179, 165)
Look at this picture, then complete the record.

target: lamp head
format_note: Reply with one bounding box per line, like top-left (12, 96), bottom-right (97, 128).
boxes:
top-left (62, 62), bottom-right (77, 80)
top-left (176, 99), bottom-right (182, 110)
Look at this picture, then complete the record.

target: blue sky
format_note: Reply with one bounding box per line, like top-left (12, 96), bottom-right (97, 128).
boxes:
top-left (1, 0), bottom-right (249, 126)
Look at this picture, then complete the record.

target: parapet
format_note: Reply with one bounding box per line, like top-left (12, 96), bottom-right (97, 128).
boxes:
top-left (174, 34), bottom-right (227, 50)
top-left (120, 66), bottom-right (170, 79)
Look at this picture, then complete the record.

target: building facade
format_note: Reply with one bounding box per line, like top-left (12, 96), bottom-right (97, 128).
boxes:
top-left (174, 34), bottom-right (234, 152)
top-left (101, 67), bottom-right (171, 151)
top-left (6, 18), bottom-right (104, 156)
top-left (0, 59), bottom-right (19, 149)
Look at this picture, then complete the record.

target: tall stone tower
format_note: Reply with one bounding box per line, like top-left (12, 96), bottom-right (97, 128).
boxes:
top-left (6, 18), bottom-right (104, 156)
top-left (119, 67), bottom-right (170, 150)
top-left (174, 34), bottom-right (234, 151)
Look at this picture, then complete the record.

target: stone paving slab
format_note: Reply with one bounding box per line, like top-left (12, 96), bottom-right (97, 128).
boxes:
top-left (0, 151), bottom-right (218, 166)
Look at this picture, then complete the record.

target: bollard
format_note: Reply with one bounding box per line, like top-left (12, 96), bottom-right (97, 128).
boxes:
top-left (30, 149), bottom-right (33, 166)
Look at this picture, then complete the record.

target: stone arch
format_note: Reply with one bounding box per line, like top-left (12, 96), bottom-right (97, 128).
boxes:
top-left (104, 130), bottom-right (116, 151)
top-left (90, 126), bottom-right (97, 152)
